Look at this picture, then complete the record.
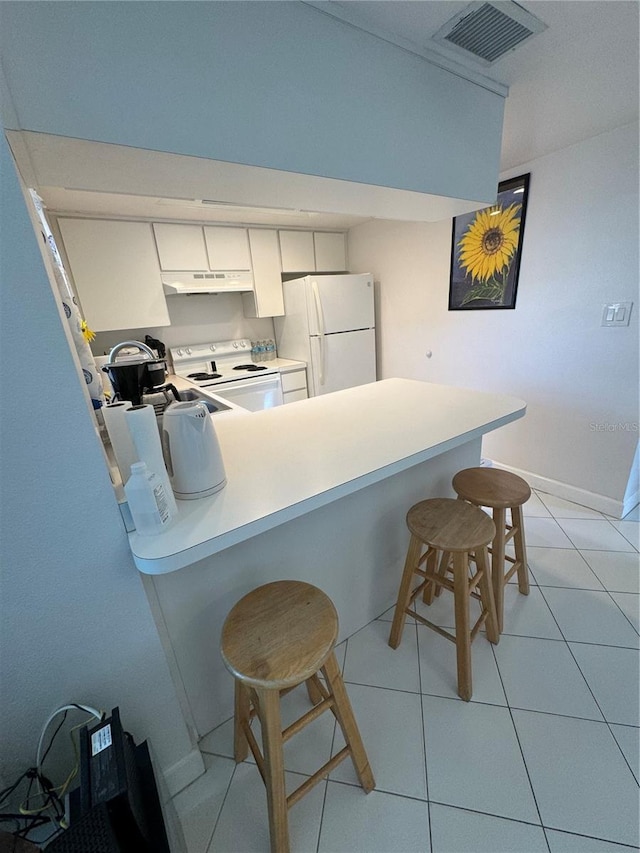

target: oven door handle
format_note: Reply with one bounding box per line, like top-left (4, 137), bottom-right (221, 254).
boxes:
top-left (206, 375), bottom-right (280, 391)
top-left (311, 280), bottom-right (325, 385)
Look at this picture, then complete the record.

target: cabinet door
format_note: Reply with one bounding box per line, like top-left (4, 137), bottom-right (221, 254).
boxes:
top-left (152, 223), bottom-right (209, 271)
top-left (242, 229), bottom-right (284, 318)
top-left (279, 230), bottom-right (315, 273)
top-left (58, 219), bottom-right (170, 332)
top-left (314, 232), bottom-right (347, 272)
top-left (204, 226), bottom-right (252, 270)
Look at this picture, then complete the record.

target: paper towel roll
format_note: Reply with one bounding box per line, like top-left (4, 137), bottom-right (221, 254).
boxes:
top-left (125, 404), bottom-right (178, 516)
top-left (103, 402), bottom-right (137, 484)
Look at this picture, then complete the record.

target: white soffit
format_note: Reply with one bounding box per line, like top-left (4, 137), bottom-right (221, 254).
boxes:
top-left (8, 131), bottom-right (494, 224)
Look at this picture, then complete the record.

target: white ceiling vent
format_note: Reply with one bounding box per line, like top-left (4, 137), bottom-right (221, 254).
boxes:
top-left (432, 1), bottom-right (547, 66)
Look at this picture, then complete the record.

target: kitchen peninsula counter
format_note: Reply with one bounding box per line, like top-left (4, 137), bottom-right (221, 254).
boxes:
top-left (139, 377), bottom-right (525, 739)
top-left (131, 379), bottom-right (525, 575)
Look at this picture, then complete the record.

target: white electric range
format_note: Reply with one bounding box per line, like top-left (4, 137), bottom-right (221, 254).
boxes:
top-left (169, 339), bottom-right (284, 412)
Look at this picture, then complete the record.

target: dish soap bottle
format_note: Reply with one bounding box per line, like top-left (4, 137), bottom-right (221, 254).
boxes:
top-left (124, 461), bottom-right (174, 535)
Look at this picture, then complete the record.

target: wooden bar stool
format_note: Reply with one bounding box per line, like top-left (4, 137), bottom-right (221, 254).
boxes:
top-left (452, 467), bottom-right (531, 634)
top-left (221, 580), bottom-right (375, 853)
top-left (388, 498), bottom-right (499, 701)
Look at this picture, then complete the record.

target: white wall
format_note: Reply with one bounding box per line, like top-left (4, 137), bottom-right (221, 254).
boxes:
top-left (0, 136), bottom-right (197, 791)
top-left (90, 293), bottom-right (275, 358)
top-left (348, 123), bottom-right (639, 510)
top-left (0, 2), bottom-right (503, 203)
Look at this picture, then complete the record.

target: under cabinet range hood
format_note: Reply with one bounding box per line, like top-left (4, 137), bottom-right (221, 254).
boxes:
top-left (162, 271), bottom-right (254, 295)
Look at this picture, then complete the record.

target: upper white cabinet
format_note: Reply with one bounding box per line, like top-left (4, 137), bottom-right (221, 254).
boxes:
top-left (242, 229), bottom-right (284, 318)
top-left (279, 230), bottom-right (347, 273)
top-left (153, 223), bottom-right (252, 272)
top-left (279, 230), bottom-right (315, 273)
top-left (58, 218), bottom-right (170, 332)
top-left (153, 223), bottom-right (209, 271)
top-left (204, 226), bottom-right (252, 271)
top-left (314, 232), bottom-right (347, 272)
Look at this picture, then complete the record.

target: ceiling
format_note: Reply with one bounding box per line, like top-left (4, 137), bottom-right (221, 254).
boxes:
top-left (315, 1), bottom-right (639, 172)
top-left (28, 1), bottom-right (639, 227)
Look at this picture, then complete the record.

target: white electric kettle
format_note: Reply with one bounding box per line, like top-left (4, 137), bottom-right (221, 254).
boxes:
top-left (161, 401), bottom-right (226, 499)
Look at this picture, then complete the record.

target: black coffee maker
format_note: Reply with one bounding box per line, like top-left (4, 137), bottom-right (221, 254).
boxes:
top-left (102, 340), bottom-right (170, 406)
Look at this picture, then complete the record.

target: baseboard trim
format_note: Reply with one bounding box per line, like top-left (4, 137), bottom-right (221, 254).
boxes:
top-left (161, 747), bottom-right (205, 799)
top-left (489, 460), bottom-right (625, 518)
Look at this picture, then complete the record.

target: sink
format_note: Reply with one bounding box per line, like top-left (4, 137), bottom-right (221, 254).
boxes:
top-left (179, 388), bottom-right (232, 414)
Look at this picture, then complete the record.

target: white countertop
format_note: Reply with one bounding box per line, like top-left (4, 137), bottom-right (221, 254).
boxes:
top-left (129, 378), bottom-right (525, 575)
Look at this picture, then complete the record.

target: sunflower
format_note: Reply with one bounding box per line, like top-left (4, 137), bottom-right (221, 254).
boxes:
top-left (458, 203), bottom-right (521, 283)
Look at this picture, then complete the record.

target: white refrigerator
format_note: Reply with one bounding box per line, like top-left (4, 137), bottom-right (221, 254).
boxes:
top-left (274, 273), bottom-right (376, 397)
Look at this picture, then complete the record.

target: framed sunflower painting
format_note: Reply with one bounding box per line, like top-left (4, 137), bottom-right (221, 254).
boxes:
top-left (448, 173), bottom-right (530, 310)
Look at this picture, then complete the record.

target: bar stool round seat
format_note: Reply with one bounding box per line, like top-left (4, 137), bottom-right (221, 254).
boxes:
top-left (452, 467), bottom-right (531, 510)
top-left (389, 498), bottom-right (499, 701)
top-left (221, 580), bottom-right (339, 689)
top-left (221, 580), bottom-right (374, 853)
top-left (452, 467), bottom-right (531, 634)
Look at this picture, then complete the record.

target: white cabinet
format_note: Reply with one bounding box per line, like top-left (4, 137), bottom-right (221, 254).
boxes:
top-left (58, 218), bottom-right (170, 332)
top-left (279, 230), bottom-right (315, 273)
top-left (153, 223), bottom-right (209, 271)
top-left (153, 223), bottom-right (253, 272)
top-left (279, 230), bottom-right (347, 273)
top-left (314, 232), bottom-right (347, 272)
top-left (204, 226), bottom-right (252, 270)
top-left (242, 229), bottom-right (284, 318)
top-left (280, 368), bottom-right (308, 404)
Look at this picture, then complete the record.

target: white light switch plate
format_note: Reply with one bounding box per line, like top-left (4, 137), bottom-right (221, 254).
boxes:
top-left (602, 302), bottom-right (633, 326)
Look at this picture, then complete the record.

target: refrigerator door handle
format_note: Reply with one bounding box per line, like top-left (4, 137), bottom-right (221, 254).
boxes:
top-left (311, 280), bottom-right (326, 384)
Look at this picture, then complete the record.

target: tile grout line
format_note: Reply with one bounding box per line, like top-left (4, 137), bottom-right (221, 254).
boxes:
top-left (314, 636), bottom-right (347, 853)
top-left (552, 512), bottom-right (638, 554)
top-left (414, 617), bottom-right (434, 853)
top-left (602, 513), bottom-right (640, 552)
top-left (203, 760), bottom-right (239, 853)
top-left (534, 582), bottom-right (640, 787)
top-left (488, 639), bottom-right (552, 852)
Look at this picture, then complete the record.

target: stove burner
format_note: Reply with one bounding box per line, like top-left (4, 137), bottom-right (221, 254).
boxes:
top-left (233, 364), bottom-right (267, 372)
top-left (188, 371), bottom-right (222, 380)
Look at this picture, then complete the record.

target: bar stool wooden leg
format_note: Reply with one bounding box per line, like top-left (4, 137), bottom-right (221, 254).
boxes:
top-left (322, 653), bottom-right (375, 792)
top-left (475, 547), bottom-right (499, 645)
top-left (234, 680), bottom-right (251, 762)
top-left (389, 534), bottom-right (422, 649)
top-left (512, 505), bottom-right (530, 596)
top-left (423, 550), bottom-right (449, 604)
top-left (305, 676), bottom-right (324, 706)
top-left (254, 687), bottom-right (290, 853)
top-left (491, 507), bottom-right (507, 634)
top-left (452, 551), bottom-right (472, 702)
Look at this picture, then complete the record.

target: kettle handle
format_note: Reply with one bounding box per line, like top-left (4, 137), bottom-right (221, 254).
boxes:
top-left (161, 429), bottom-right (174, 477)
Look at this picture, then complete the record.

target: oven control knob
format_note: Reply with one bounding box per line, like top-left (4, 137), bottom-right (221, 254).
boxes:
top-left (210, 345), bottom-right (216, 352)
top-left (176, 348), bottom-right (183, 356)
top-left (233, 342), bottom-right (239, 348)
top-left (185, 347), bottom-right (192, 355)
top-left (239, 341), bottom-right (246, 348)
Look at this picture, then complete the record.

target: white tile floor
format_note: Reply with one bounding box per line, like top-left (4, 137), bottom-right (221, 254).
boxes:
top-left (171, 491), bottom-right (640, 852)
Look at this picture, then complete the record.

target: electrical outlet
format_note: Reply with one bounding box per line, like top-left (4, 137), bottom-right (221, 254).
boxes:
top-left (602, 302), bottom-right (632, 326)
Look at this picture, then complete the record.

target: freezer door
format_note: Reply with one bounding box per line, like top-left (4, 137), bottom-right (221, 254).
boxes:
top-left (309, 328), bottom-right (376, 396)
top-left (307, 274), bottom-right (374, 335)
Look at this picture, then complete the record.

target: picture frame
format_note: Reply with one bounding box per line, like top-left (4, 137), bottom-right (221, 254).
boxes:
top-left (448, 173), bottom-right (530, 310)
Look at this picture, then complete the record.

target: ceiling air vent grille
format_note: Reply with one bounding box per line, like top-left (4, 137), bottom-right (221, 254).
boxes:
top-left (433, 1), bottom-right (547, 65)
